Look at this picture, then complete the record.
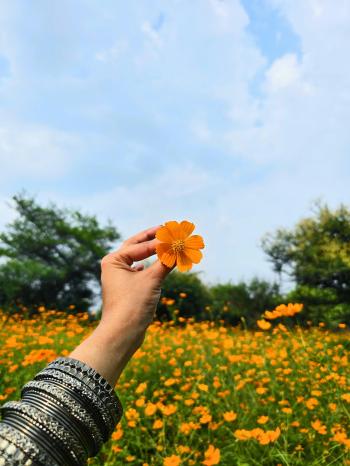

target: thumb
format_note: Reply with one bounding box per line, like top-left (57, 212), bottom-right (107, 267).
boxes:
top-left (147, 259), bottom-right (175, 281)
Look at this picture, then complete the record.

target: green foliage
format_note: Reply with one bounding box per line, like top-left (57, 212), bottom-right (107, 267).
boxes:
top-left (156, 271), bottom-right (211, 321)
top-left (0, 193), bottom-right (120, 314)
top-left (210, 278), bottom-right (281, 326)
top-left (262, 202), bottom-right (350, 323)
top-left (156, 272), bottom-right (280, 326)
top-left (286, 285), bottom-right (350, 328)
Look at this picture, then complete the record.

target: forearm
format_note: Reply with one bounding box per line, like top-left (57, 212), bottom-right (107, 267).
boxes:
top-left (68, 321), bottom-right (143, 387)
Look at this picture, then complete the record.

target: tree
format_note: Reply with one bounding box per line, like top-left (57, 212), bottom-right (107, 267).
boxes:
top-left (210, 278), bottom-right (281, 326)
top-left (262, 203), bottom-right (350, 324)
top-left (0, 193), bottom-right (120, 314)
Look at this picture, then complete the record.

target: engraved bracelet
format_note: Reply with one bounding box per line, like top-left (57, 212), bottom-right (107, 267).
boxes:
top-left (1, 357), bottom-right (124, 465)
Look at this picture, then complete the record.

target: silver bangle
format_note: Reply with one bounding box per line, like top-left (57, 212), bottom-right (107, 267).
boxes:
top-left (21, 380), bottom-right (103, 456)
top-left (34, 368), bottom-right (115, 438)
top-left (46, 357), bottom-right (122, 425)
top-left (1, 401), bottom-right (86, 466)
top-left (1, 357), bottom-right (124, 465)
top-left (0, 422), bottom-right (50, 466)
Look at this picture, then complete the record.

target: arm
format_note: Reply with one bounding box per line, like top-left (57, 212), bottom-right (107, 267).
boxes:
top-left (0, 225), bottom-right (171, 465)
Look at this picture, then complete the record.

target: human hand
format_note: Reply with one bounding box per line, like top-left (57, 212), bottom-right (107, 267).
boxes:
top-left (99, 225), bottom-right (172, 345)
top-left (69, 225), bottom-right (172, 386)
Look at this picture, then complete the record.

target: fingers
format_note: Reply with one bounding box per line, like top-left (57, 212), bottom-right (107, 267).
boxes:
top-left (123, 225), bottom-right (161, 246)
top-left (102, 226), bottom-right (175, 279)
top-left (112, 239), bottom-right (158, 266)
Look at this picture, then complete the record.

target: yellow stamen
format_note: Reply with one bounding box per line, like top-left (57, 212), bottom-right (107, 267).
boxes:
top-left (172, 239), bottom-right (185, 253)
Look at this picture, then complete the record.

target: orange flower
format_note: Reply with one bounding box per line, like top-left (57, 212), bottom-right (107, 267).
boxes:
top-left (257, 319), bottom-right (271, 330)
top-left (200, 413), bottom-right (212, 424)
top-left (161, 404), bottom-right (177, 416)
top-left (153, 419), bottom-right (163, 429)
top-left (306, 398), bottom-right (319, 410)
top-left (311, 419), bottom-right (327, 435)
top-left (234, 429), bottom-right (253, 440)
top-left (257, 416), bottom-right (269, 424)
top-left (111, 427), bottom-right (123, 441)
top-left (156, 221), bottom-right (205, 272)
top-left (145, 403), bottom-right (157, 416)
top-left (164, 455), bottom-right (181, 466)
top-left (198, 384), bottom-right (208, 392)
top-left (223, 411), bottom-right (237, 422)
top-left (202, 445), bottom-right (220, 465)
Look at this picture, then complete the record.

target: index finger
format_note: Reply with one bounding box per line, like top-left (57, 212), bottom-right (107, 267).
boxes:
top-left (123, 225), bottom-right (161, 246)
top-left (108, 239), bottom-right (159, 266)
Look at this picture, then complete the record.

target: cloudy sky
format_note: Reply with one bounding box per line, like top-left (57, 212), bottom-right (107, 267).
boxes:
top-left (0, 0), bottom-right (349, 287)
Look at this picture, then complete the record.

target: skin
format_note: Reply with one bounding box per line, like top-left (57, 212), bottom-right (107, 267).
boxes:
top-left (69, 225), bottom-right (172, 387)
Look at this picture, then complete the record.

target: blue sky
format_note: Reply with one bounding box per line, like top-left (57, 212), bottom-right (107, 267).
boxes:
top-left (0, 0), bottom-right (349, 287)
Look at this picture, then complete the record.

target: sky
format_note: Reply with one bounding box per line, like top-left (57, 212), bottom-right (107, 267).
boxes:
top-left (0, 0), bottom-right (349, 287)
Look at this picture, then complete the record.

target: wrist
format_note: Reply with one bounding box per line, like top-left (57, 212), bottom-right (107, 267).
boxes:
top-left (69, 321), bottom-right (142, 387)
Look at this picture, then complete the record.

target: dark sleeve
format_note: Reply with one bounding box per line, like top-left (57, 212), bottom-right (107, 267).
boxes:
top-left (0, 357), bottom-right (123, 465)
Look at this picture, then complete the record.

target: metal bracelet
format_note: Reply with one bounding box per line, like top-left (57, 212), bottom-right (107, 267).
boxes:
top-left (50, 357), bottom-right (115, 394)
top-left (2, 411), bottom-right (63, 466)
top-left (34, 368), bottom-right (115, 439)
top-left (0, 423), bottom-right (43, 466)
top-left (1, 401), bottom-right (86, 466)
top-left (46, 358), bottom-right (123, 425)
top-left (21, 391), bottom-right (90, 458)
top-left (0, 358), bottom-right (123, 465)
top-left (22, 380), bottom-right (103, 456)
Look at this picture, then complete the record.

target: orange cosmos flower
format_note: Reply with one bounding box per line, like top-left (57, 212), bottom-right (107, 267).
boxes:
top-left (223, 411), bottom-right (237, 422)
top-left (257, 319), bottom-right (271, 330)
top-left (163, 455), bottom-right (181, 466)
top-left (156, 221), bottom-right (204, 272)
top-left (202, 445), bottom-right (220, 466)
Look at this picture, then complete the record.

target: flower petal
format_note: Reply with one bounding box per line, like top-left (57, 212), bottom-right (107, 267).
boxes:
top-left (156, 225), bottom-right (174, 243)
top-left (156, 243), bottom-right (171, 257)
top-left (177, 251), bottom-right (193, 272)
top-left (184, 248), bottom-right (203, 264)
top-left (164, 221), bottom-right (181, 240)
top-left (185, 235), bottom-right (205, 249)
top-left (179, 221), bottom-right (195, 239)
top-left (158, 249), bottom-right (177, 268)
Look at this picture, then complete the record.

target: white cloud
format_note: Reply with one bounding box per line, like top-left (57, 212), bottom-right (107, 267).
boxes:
top-left (95, 40), bottom-right (128, 63)
top-left (265, 53), bottom-right (301, 91)
top-left (208, 0), bottom-right (249, 34)
top-left (0, 122), bottom-right (80, 181)
top-left (190, 119), bottom-right (212, 143)
top-left (141, 21), bottom-right (162, 49)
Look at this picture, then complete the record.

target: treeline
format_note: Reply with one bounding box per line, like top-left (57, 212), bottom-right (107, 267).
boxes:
top-left (158, 273), bottom-right (282, 327)
top-left (0, 194), bottom-right (349, 327)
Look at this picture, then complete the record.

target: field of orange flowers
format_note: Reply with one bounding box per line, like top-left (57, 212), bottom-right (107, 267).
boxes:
top-left (0, 303), bottom-right (349, 466)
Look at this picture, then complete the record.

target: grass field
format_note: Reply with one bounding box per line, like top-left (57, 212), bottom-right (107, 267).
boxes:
top-left (0, 305), bottom-right (349, 465)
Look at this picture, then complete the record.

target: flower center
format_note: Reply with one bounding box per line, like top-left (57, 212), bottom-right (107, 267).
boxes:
top-left (172, 239), bottom-right (185, 253)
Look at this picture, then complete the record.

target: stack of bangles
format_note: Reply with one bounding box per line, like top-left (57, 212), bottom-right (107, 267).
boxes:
top-left (0, 357), bottom-right (123, 465)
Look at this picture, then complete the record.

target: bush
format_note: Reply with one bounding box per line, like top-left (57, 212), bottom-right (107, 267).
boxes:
top-left (286, 285), bottom-right (350, 328)
top-left (209, 278), bottom-right (281, 327)
top-left (156, 271), bottom-right (211, 321)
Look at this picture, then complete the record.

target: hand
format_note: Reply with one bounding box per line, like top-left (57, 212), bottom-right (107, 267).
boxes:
top-left (69, 225), bottom-right (172, 386)
top-left (100, 225), bottom-right (171, 346)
